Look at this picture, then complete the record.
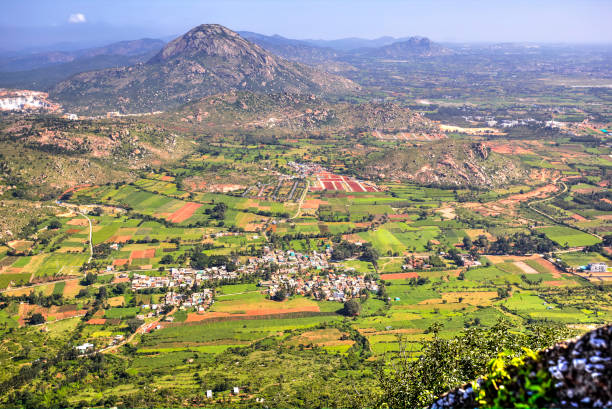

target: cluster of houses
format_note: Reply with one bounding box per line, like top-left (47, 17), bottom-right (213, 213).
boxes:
top-left (164, 289), bottom-right (214, 310)
top-left (287, 161), bottom-right (327, 178)
top-left (131, 266), bottom-right (238, 291)
top-left (262, 272), bottom-right (379, 302)
top-left (242, 247), bottom-right (332, 273)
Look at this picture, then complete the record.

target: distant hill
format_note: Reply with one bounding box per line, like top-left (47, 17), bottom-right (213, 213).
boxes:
top-left (238, 31), bottom-right (341, 65)
top-left (51, 24), bottom-right (358, 114)
top-left (0, 38), bottom-right (165, 72)
top-left (303, 36), bottom-right (409, 51)
top-left (355, 37), bottom-right (453, 58)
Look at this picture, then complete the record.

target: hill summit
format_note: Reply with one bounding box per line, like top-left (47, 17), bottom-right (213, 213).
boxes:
top-left (51, 24), bottom-right (358, 114)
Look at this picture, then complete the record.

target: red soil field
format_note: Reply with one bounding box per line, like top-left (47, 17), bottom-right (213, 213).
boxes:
top-left (66, 228), bottom-right (82, 234)
top-left (131, 249), bottom-right (156, 259)
top-left (531, 258), bottom-right (563, 278)
top-left (167, 202), bottom-right (202, 223)
top-left (380, 272), bottom-right (419, 280)
top-left (87, 318), bottom-right (107, 325)
top-left (388, 214), bottom-right (412, 220)
top-left (347, 181), bottom-right (365, 192)
top-left (323, 181), bottom-right (336, 190)
top-left (113, 259), bottom-right (129, 266)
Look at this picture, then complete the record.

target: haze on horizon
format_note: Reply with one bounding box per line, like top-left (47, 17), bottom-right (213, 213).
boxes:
top-left (1, 0), bottom-right (611, 51)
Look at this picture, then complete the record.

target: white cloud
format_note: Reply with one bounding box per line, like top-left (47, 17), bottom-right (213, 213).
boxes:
top-left (68, 13), bottom-right (87, 24)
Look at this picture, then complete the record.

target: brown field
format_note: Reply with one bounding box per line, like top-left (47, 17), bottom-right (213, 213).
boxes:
top-left (113, 259), bottom-right (129, 266)
top-left (531, 257), bottom-right (563, 278)
top-left (131, 249), bottom-right (156, 259)
top-left (108, 235), bottom-right (132, 243)
top-left (66, 218), bottom-right (89, 226)
top-left (302, 199), bottom-right (329, 209)
top-left (380, 272), bottom-right (419, 280)
top-left (571, 213), bottom-right (588, 221)
top-left (62, 279), bottom-right (84, 298)
top-left (166, 202), bottom-right (202, 223)
top-left (107, 296), bottom-right (125, 307)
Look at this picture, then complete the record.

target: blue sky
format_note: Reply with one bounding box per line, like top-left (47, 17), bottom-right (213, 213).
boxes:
top-left (1, 0), bottom-right (611, 50)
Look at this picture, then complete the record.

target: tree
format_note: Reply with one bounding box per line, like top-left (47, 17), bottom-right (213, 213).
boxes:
top-left (342, 299), bottom-right (361, 317)
top-left (126, 318), bottom-right (144, 333)
top-left (160, 254), bottom-right (174, 264)
top-left (28, 313), bottom-right (45, 325)
top-left (462, 236), bottom-right (473, 249)
top-left (81, 272), bottom-right (97, 285)
top-left (48, 220), bottom-right (62, 229)
top-left (272, 287), bottom-right (288, 302)
top-left (89, 207), bottom-right (103, 216)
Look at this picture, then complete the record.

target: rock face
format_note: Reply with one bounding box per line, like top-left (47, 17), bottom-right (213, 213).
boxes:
top-left (431, 324), bottom-right (612, 408)
top-left (51, 24), bottom-right (358, 114)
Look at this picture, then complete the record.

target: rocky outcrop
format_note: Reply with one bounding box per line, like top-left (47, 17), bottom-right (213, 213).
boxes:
top-left (431, 325), bottom-right (612, 408)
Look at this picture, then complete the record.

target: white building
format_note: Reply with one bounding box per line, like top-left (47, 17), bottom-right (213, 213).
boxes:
top-left (588, 262), bottom-right (608, 273)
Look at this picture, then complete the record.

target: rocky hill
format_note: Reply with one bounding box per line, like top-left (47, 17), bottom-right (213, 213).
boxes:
top-left (148, 90), bottom-right (437, 136)
top-left (360, 140), bottom-right (525, 188)
top-left (51, 24), bottom-right (358, 114)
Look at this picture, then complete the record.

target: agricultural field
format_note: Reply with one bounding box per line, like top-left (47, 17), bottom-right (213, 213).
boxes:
top-left (1, 88), bottom-right (611, 409)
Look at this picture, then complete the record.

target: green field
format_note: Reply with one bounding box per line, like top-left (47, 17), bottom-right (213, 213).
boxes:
top-left (539, 226), bottom-right (601, 247)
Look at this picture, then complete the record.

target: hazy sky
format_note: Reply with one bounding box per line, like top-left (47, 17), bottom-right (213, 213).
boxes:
top-left (1, 0), bottom-right (611, 50)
